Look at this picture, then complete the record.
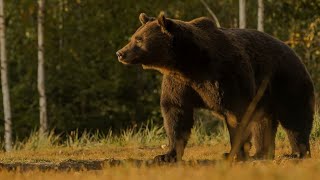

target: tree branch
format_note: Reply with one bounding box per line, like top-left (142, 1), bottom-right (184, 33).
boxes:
top-left (200, 0), bottom-right (221, 28)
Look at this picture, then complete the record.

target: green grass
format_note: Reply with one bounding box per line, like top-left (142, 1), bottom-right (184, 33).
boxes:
top-left (0, 107), bottom-right (319, 152)
top-left (0, 109), bottom-right (319, 180)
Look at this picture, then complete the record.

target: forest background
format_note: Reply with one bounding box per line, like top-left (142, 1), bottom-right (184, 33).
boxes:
top-left (0, 0), bottom-right (319, 143)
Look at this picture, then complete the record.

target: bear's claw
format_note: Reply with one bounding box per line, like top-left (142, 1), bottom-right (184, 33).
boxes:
top-left (154, 153), bottom-right (177, 163)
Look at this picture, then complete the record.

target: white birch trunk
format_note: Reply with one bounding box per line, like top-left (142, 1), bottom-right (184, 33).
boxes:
top-left (257, 0), bottom-right (264, 32)
top-left (38, 0), bottom-right (48, 135)
top-left (0, 0), bottom-right (12, 151)
top-left (239, 0), bottom-right (246, 28)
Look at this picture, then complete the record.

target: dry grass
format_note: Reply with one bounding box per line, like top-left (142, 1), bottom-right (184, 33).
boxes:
top-left (0, 139), bottom-right (320, 179)
top-left (0, 110), bottom-right (319, 179)
top-left (1, 143), bottom-right (320, 180)
top-left (0, 136), bottom-right (319, 162)
top-left (1, 161), bottom-right (320, 180)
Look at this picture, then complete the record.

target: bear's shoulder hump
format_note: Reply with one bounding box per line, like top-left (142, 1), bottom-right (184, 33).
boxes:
top-left (188, 17), bottom-right (217, 29)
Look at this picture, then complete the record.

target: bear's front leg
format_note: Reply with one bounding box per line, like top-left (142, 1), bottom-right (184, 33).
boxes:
top-left (154, 76), bottom-right (196, 163)
top-left (154, 102), bottom-right (194, 163)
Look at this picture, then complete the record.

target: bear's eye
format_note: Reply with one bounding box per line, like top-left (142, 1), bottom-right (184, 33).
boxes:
top-left (135, 37), bottom-right (143, 45)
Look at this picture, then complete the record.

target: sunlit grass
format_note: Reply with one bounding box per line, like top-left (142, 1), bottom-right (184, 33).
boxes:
top-left (1, 159), bottom-right (320, 180)
top-left (0, 107), bottom-right (319, 153)
top-left (0, 109), bottom-right (319, 179)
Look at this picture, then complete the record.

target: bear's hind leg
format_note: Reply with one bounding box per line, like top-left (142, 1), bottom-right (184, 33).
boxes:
top-left (281, 110), bottom-right (313, 158)
top-left (225, 112), bottom-right (252, 161)
top-left (284, 128), bottom-right (311, 158)
top-left (252, 117), bottom-right (278, 159)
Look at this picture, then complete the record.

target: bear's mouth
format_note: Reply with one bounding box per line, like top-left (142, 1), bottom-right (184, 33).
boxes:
top-left (118, 57), bottom-right (140, 65)
top-left (142, 64), bottom-right (171, 74)
top-left (118, 58), bottom-right (130, 65)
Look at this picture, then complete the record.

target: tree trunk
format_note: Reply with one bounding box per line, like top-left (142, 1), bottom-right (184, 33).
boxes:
top-left (257, 0), bottom-right (264, 32)
top-left (0, 0), bottom-right (12, 152)
top-left (239, 0), bottom-right (246, 28)
top-left (38, 0), bottom-right (48, 135)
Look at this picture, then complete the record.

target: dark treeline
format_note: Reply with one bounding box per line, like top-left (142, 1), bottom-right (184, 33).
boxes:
top-left (0, 0), bottom-right (319, 138)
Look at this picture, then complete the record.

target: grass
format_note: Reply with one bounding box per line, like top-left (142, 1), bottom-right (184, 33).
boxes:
top-left (0, 109), bottom-right (320, 179)
top-left (6, 119), bottom-right (227, 152)
top-left (2, 161), bottom-right (320, 180)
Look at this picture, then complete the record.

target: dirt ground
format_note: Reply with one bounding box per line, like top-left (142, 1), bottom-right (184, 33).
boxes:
top-left (0, 140), bottom-right (319, 171)
top-left (0, 142), bottom-right (320, 180)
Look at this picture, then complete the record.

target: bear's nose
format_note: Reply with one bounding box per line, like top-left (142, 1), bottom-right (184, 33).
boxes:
top-left (116, 51), bottom-right (124, 59)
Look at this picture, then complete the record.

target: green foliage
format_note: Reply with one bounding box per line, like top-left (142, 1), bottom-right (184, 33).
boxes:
top-left (311, 106), bottom-right (320, 139)
top-left (2, 108), bottom-right (320, 151)
top-left (14, 130), bottom-right (61, 151)
top-left (0, 0), bottom-right (319, 141)
top-left (1, 120), bottom-right (224, 151)
top-left (287, 18), bottom-right (320, 94)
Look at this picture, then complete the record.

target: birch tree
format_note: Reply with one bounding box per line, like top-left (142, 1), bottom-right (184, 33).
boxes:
top-left (239, 0), bottom-right (246, 28)
top-left (0, 0), bottom-right (12, 151)
top-left (38, 0), bottom-right (48, 135)
top-left (257, 0), bottom-right (264, 32)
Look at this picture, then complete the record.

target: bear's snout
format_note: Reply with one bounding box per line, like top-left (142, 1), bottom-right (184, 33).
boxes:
top-left (116, 50), bottom-right (125, 61)
top-left (116, 48), bottom-right (139, 65)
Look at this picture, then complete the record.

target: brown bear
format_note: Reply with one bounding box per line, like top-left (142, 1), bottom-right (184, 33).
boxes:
top-left (116, 12), bottom-right (315, 162)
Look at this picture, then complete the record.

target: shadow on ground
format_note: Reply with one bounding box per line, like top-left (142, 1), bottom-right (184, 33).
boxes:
top-left (0, 159), bottom-right (220, 171)
top-left (0, 158), bottom-right (302, 172)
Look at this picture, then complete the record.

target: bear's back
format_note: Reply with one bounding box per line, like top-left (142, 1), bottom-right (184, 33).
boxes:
top-left (221, 28), bottom-right (307, 76)
top-left (221, 28), bottom-right (313, 98)
top-left (188, 17), bottom-right (217, 30)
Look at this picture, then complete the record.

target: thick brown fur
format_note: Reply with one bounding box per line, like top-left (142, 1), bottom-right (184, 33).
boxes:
top-left (116, 13), bottom-right (315, 162)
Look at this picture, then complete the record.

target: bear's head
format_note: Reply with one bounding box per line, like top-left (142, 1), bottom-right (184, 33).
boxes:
top-left (116, 13), bottom-right (178, 73)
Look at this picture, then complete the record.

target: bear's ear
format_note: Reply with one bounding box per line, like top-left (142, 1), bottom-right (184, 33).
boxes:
top-left (139, 13), bottom-right (150, 25)
top-left (157, 12), bottom-right (174, 33)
